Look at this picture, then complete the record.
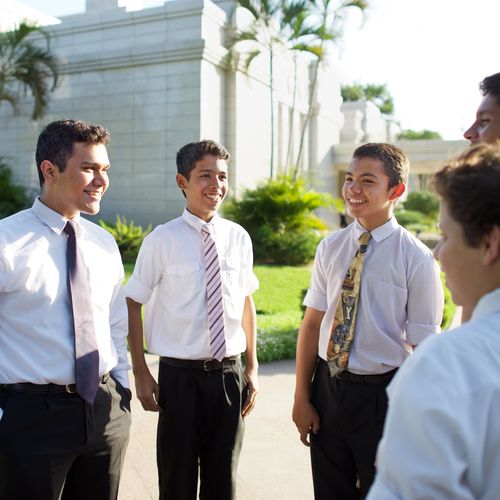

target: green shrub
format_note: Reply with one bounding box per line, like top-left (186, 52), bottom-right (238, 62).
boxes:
top-left (403, 191), bottom-right (439, 217)
top-left (441, 273), bottom-right (456, 330)
top-left (0, 157), bottom-right (30, 218)
top-left (99, 215), bottom-right (151, 263)
top-left (224, 175), bottom-right (340, 265)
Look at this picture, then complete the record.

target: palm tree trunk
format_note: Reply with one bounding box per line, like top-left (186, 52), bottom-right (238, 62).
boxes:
top-left (269, 45), bottom-right (275, 178)
top-left (285, 53), bottom-right (298, 176)
top-left (294, 56), bottom-right (320, 181)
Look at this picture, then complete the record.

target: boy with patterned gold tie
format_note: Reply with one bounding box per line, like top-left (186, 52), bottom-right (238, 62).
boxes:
top-left (292, 143), bottom-right (444, 499)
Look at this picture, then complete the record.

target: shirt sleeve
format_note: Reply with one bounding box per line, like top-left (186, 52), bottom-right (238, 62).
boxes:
top-left (367, 344), bottom-right (474, 500)
top-left (242, 231), bottom-right (259, 296)
top-left (406, 254), bottom-right (444, 344)
top-left (109, 261), bottom-right (130, 388)
top-left (123, 232), bottom-right (163, 305)
top-left (303, 239), bottom-right (328, 311)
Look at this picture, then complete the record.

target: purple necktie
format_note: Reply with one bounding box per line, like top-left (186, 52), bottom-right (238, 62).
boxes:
top-left (201, 224), bottom-right (226, 361)
top-left (64, 220), bottom-right (99, 403)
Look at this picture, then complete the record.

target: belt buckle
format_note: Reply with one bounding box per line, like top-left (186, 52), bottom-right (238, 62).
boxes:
top-left (65, 384), bottom-right (76, 394)
top-left (203, 359), bottom-right (220, 371)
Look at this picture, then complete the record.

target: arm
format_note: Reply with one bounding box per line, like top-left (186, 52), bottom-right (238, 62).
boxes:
top-left (406, 257), bottom-right (444, 345)
top-left (241, 294), bottom-right (258, 417)
top-left (292, 306), bottom-right (325, 446)
top-left (127, 297), bottom-right (160, 412)
top-left (109, 278), bottom-right (130, 389)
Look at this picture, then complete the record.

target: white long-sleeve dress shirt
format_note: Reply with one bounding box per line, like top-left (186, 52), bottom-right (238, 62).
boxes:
top-left (368, 288), bottom-right (500, 500)
top-left (304, 217), bottom-right (444, 374)
top-left (124, 209), bottom-right (259, 359)
top-left (0, 199), bottom-right (129, 388)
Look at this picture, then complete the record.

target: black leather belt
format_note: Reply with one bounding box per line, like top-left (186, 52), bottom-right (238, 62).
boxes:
top-left (160, 356), bottom-right (240, 371)
top-left (2, 374), bottom-right (110, 394)
top-left (335, 368), bottom-right (398, 385)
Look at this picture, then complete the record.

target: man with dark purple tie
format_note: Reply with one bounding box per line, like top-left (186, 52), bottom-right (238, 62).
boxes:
top-left (0, 119), bottom-right (131, 500)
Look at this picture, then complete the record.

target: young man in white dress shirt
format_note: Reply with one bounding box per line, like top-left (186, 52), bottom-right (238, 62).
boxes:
top-left (367, 144), bottom-right (500, 500)
top-left (125, 139), bottom-right (259, 500)
top-left (292, 143), bottom-right (444, 499)
top-left (464, 72), bottom-right (500, 145)
top-left (0, 119), bottom-right (131, 499)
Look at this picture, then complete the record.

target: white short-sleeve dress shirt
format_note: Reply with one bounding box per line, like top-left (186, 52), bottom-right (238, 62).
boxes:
top-left (0, 198), bottom-right (129, 387)
top-left (368, 288), bottom-right (500, 500)
top-left (124, 209), bottom-right (259, 359)
top-left (304, 218), bottom-right (444, 374)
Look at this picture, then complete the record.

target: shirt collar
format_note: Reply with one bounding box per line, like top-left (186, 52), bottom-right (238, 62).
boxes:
top-left (352, 217), bottom-right (398, 243)
top-left (471, 288), bottom-right (500, 321)
top-left (182, 208), bottom-right (220, 234)
top-left (32, 197), bottom-right (82, 235)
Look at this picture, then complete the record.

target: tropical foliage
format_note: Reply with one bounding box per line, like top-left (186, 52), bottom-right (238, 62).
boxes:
top-left (397, 128), bottom-right (443, 140)
top-left (223, 175), bottom-right (342, 265)
top-left (341, 82), bottom-right (394, 116)
top-left (0, 157), bottom-right (30, 219)
top-left (0, 21), bottom-right (60, 120)
top-left (99, 216), bottom-right (152, 262)
top-left (228, 0), bottom-right (368, 177)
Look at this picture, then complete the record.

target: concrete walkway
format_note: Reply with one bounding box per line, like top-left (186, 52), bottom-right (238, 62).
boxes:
top-left (119, 307), bottom-right (462, 499)
top-left (119, 356), bottom-right (313, 500)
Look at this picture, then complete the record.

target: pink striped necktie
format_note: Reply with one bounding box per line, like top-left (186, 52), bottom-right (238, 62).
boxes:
top-left (201, 224), bottom-right (226, 361)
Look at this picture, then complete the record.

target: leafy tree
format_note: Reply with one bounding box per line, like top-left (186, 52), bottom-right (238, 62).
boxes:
top-left (0, 21), bottom-right (60, 120)
top-left (397, 129), bottom-right (442, 140)
top-left (228, 0), bottom-right (314, 178)
top-left (223, 175), bottom-right (341, 265)
top-left (0, 157), bottom-right (30, 218)
top-left (341, 82), bottom-right (394, 115)
top-left (294, 0), bottom-right (368, 171)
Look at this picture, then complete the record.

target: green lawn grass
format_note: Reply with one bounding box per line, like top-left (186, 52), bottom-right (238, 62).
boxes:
top-left (123, 263), bottom-right (311, 362)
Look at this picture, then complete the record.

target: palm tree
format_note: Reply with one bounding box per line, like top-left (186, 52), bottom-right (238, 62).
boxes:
top-left (341, 82), bottom-right (395, 116)
top-left (294, 0), bottom-right (367, 174)
top-left (228, 0), bottom-right (312, 178)
top-left (0, 21), bottom-right (60, 120)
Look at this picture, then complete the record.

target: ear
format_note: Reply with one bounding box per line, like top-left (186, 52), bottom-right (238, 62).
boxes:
top-left (482, 225), bottom-right (500, 266)
top-left (388, 182), bottom-right (406, 201)
top-left (176, 173), bottom-right (188, 190)
top-left (39, 160), bottom-right (60, 184)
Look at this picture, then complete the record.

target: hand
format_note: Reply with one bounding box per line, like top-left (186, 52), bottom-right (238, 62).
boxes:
top-left (292, 398), bottom-right (320, 446)
top-left (134, 370), bottom-right (161, 412)
top-left (241, 367), bottom-right (258, 417)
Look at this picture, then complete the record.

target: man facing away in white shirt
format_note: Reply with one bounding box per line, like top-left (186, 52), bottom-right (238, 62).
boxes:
top-left (125, 139), bottom-right (259, 500)
top-left (368, 144), bottom-right (500, 500)
top-left (293, 143), bottom-right (444, 499)
top-left (0, 119), bottom-right (131, 499)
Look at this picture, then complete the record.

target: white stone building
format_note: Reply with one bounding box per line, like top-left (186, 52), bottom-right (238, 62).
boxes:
top-left (1, 0), bottom-right (343, 227)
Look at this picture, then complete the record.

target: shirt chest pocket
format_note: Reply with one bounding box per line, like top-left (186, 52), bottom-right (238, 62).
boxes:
top-left (164, 261), bottom-right (202, 301)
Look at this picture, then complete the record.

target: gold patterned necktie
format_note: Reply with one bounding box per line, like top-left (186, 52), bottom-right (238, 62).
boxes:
top-left (327, 231), bottom-right (371, 377)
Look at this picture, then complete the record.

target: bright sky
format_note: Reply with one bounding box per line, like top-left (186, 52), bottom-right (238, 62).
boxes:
top-left (17, 0), bottom-right (499, 140)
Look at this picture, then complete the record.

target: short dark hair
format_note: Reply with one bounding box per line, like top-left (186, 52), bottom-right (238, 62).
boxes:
top-left (176, 139), bottom-right (230, 179)
top-left (352, 142), bottom-right (409, 188)
top-left (433, 144), bottom-right (500, 247)
top-left (36, 119), bottom-right (110, 186)
top-left (480, 72), bottom-right (500, 105)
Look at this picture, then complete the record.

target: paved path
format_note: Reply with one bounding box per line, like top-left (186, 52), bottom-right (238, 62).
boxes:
top-left (119, 307), bottom-right (462, 499)
top-left (119, 357), bottom-right (313, 500)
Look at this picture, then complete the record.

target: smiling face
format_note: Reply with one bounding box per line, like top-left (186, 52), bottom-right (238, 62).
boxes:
top-left (40, 142), bottom-right (110, 219)
top-left (176, 154), bottom-right (228, 221)
top-left (463, 93), bottom-right (500, 145)
top-left (342, 156), bottom-right (405, 231)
